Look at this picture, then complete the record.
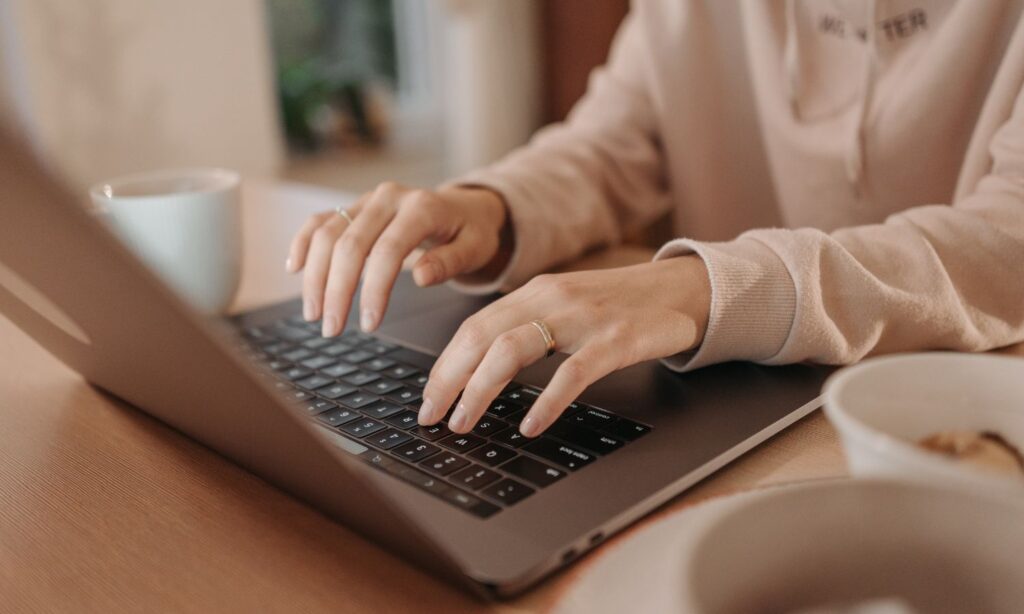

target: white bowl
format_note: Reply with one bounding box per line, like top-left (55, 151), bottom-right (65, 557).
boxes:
top-left (681, 479), bottom-right (1024, 613)
top-left (823, 352), bottom-right (1024, 496)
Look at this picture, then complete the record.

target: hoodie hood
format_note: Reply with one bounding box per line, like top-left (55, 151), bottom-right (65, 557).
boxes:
top-left (781, 0), bottom-right (953, 196)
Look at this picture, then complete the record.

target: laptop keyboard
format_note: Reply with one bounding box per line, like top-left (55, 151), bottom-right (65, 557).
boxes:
top-left (241, 315), bottom-right (652, 519)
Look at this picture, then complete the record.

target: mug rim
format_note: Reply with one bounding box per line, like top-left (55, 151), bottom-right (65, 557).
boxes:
top-left (90, 167), bottom-right (239, 201)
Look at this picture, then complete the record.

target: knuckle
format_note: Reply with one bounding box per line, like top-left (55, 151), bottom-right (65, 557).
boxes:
top-left (491, 332), bottom-right (520, 357)
top-left (335, 232), bottom-right (366, 256)
top-left (370, 236), bottom-right (404, 260)
top-left (456, 320), bottom-right (487, 349)
top-left (559, 358), bottom-right (590, 383)
top-left (311, 226), bottom-right (335, 246)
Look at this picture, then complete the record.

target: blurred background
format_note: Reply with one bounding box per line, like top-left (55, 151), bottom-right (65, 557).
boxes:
top-left (0, 0), bottom-right (627, 195)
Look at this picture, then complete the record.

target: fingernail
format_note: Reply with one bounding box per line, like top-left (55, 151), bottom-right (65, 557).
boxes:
top-left (360, 308), bottom-right (378, 332)
top-left (417, 399), bottom-right (435, 425)
top-left (285, 257), bottom-right (293, 273)
top-left (521, 415), bottom-right (540, 438)
top-left (303, 298), bottom-right (317, 321)
top-left (322, 314), bottom-right (338, 337)
top-left (448, 403), bottom-right (467, 432)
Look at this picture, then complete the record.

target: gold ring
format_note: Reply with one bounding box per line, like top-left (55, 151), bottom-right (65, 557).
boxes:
top-left (335, 206), bottom-right (354, 225)
top-left (530, 319), bottom-right (556, 358)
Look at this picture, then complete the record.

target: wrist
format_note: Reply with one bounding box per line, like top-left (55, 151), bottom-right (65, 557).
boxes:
top-left (652, 255), bottom-right (711, 350)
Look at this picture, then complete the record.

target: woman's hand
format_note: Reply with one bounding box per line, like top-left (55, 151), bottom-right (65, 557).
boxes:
top-left (418, 256), bottom-right (711, 437)
top-left (287, 183), bottom-right (509, 337)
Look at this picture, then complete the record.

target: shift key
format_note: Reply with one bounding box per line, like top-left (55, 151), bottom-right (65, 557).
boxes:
top-left (523, 437), bottom-right (595, 471)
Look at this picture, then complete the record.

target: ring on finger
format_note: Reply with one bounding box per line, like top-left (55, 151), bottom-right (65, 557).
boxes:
top-left (335, 205), bottom-right (355, 225)
top-left (530, 319), bottom-right (556, 358)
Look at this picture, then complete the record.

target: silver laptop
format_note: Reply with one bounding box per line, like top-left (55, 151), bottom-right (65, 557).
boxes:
top-left (0, 123), bottom-right (828, 599)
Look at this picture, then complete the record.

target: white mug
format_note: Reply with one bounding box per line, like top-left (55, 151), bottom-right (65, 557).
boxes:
top-left (90, 168), bottom-right (242, 314)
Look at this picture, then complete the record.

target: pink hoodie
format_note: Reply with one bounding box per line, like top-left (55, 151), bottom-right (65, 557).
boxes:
top-left (452, 0), bottom-right (1024, 371)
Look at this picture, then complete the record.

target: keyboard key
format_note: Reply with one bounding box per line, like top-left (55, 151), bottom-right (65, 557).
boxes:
top-left (294, 374), bottom-right (333, 391)
top-left (282, 348), bottom-right (315, 362)
top-left (500, 455), bottom-right (566, 487)
top-left (472, 417), bottom-right (508, 437)
top-left (387, 388), bottom-right (422, 404)
top-left (363, 357), bottom-right (396, 371)
top-left (340, 418), bottom-right (387, 438)
top-left (367, 379), bottom-right (403, 395)
top-left (384, 410), bottom-right (420, 430)
top-left (388, 347), bottom-right (436, 370)
top-left (274, 326), bottom-right (314, 342)
top-left (319, 383), bottom-right (358, 400)
top-left (450, 465), bottom-right (501, 490)
top-left (524, 438), bottom-right (596, 470)
top-left (322, 342), bottom-right (355, 356)
top-left (285, 389), bottom-right (312, 403)
top-left (467, 443), bottom-right (518, 467)
top-left (501, 388), bottom-right (537, 406)
top-left (342, 371), bottom-right (380, 386)
top-left (366, 341), bottom-right (398, 355)
top-left (419, 453), bottom-right (469, 476)
top-left (300, 355), bottom-right (336, 370)
top-left (486, 399), bottom-right (523, 418)
top-left (338, 392), bottom-right (380, 409)
top-left (360, 449), bottom-right (400, 472)
top-left (362, 402), bottom-right (405, 420)
top-left (366, 429), bottom-right (413, 450)
top-left (342, 349), bottom-right (375, 364)
top-left (412, 423), bottom-right (451, 441)
top-left (267, 359), bottom-right (292, 371)
top-left (341, 330), bottom-right (373, 345)
top-left (281, 366), bottom-right (313, 381)
top-left (492, 428), bottom-right (529, 448)
top-left (481, 478), bottom-right (535, 506)
top-left (305, 399), bottom-right (337, 415)
top-left (566, 407), bottom-right (618, 430)
top-left (439, 434), bottom-right (485, 453)
top-left (301, 337), bottom-right (332, 350)
top-left (409, 374), bottom-right (429, 388)
top-left (392, 440), bottom-right (441, 462)
top-left (601, 418), bottom-right (651, 441)
top-left (442, 489), bottom-right (501, 518)
top-left (395, 465), bottom-right (448, 495)
top-left (321, 363), bottom-right (358, 378)
top-left (384, 364), bottom-right (419, 380)
top-left (505, 409), bottom-right (528, 424)
top-left (546, 422), bottom-right (623, 455)
top-left (316, 408), bottom-right (360, 428)
top-left (263, 342), bottom-right (293, 355)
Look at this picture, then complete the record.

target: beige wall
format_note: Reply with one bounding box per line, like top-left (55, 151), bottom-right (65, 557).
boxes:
top-left (5, 0), bottom-right (284, 191)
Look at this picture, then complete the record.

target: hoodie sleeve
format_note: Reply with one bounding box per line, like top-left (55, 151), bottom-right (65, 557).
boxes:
top-left (656, 80), bottom-right (1024, 372)
top-left (446, 10), bottom-right (672, 295)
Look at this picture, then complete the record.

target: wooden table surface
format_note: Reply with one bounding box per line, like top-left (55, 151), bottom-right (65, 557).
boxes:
top-left (1, 181), bottom-right (1018, 613)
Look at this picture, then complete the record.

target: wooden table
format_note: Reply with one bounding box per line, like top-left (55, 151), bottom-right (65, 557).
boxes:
top-left (1, 181), bottom-right (1017, 613)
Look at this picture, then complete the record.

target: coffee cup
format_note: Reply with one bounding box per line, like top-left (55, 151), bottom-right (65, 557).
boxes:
top-left (90, 168), bottom-right (242, 314)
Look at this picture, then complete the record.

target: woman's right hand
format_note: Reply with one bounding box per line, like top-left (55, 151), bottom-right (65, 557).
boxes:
top-left (286, 182), bottom-right (510, 338)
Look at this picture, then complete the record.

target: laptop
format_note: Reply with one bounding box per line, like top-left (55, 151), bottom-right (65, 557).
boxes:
top-left (0, 123), bottom-right (829, 599)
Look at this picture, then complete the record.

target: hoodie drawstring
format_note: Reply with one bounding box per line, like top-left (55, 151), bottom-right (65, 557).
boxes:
top-left (784, 0), bottom-right (879, 197)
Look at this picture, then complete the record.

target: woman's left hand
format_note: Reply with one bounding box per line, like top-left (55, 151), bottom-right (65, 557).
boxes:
top-left (417, 255), bottom-right (712, 437)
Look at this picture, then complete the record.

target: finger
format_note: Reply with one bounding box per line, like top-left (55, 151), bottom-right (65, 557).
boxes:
top-left (417, 302), bottom-right (534, 425)
top-left (300, 214), bottom-right (349, 321)
top-left (446, 324), bottom-right (548, 433)
top-left (319, 198), bottom-right (395, 337)
top-left (412, 231), bottom-right (489, 287)
top-left (286, 211), bottom-right (333, 273)
top-left (359, 194), bottom-right (441, 332)
top-left (520, 342), bottom-right (618, 437)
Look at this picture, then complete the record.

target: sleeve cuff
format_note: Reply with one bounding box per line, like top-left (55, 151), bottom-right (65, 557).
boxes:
top-left (654, 235), bottom-right (797, 372)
